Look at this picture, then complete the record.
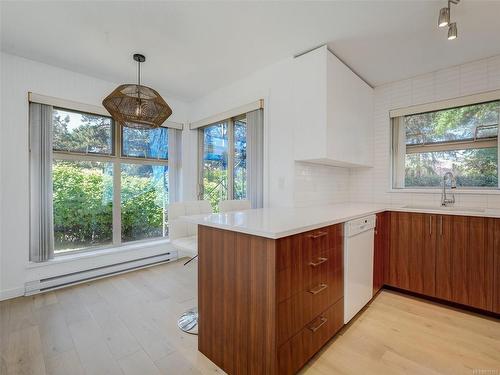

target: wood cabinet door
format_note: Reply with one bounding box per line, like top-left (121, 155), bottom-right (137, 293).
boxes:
top-left (436, 215), bottom-right (469, 304)
top-left (467, 217), bottom-right (494, 311)
top-left (388, 212), bottom-right (411, 290)
top-left (373, 212), bottom-right (389, 295)
top-left (494, 218), bottom-right (500, 314)
top-left (388, 212), bottom-right (436, 294)
top-left (409, 213), bottom-right (437, 296)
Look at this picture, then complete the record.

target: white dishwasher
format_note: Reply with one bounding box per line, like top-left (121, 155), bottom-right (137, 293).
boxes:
top-left (344, 215), bottom-right (376, 324)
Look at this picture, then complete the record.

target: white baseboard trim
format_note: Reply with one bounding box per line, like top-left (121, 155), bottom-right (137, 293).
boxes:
top-left (0, 287), bottom-right (25, 301)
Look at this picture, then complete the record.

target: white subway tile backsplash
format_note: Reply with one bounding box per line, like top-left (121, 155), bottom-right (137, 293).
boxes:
top-left (411, 73), bottom-right (435, 105)
top-left (434, 66), bottom-right (460, 100)
top-left (459, 60), bottom-right (488, 95)
top-left (294, 54), bottom-right (500, 209)
top-left (454, 194), bottom-right (488, 209)
top-left (390, 79), bottom-right (412, 109)
top-left (293, 162), bottom-right (350, 207)
top-left (348, 54), bottom-right (500, 208)
top-left (487, 55), bottom-right (500, 90)
top-left (487, 195), bottom-right (500, 209)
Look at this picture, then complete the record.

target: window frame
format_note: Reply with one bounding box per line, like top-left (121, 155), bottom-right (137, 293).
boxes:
top-left (52, 107), bottom-right (171, 256)
top-left (390, 99), bottom-right (500, 191)
top-left (197, 114), bottom-right (247, 206)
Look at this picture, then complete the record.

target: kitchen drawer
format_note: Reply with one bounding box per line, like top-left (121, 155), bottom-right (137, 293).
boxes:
top-left (278, 298), bottom-right (344, 375)
top-left (276, 225), bottom-right (340, 271)
top-left (277, 264), bottom-right (343, 345)
top-left (277, 244), bottom-right (342, 303)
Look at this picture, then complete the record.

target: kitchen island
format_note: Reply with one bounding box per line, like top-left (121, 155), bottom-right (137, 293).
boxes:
top-left (184, 203), bottom-right (500, 374)
top-left (185, 203), bottom-right (384, 375)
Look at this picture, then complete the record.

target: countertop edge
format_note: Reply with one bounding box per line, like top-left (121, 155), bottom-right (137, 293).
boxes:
top-left (182, 204), bottom-right (500, 239)
top-left (195, 208), bottom-right (387, 239)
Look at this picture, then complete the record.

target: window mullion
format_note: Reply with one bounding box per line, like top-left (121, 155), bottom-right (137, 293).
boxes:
top-left (227, 119), bottom-right (235, 200)
top-left (113, 121), bottom-right (122, 245)
top-left (112, 161), bottom-right (121, 245)
top-left (197, 129), bottom-right (204, 200)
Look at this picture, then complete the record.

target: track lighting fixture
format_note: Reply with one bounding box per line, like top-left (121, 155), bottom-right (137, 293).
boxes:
top-left (438, 7), bottom-right (450, 28)
top-left (438, 0), bottom-right (460, 40)
top-left (448, 22), bottom-right (457, 40)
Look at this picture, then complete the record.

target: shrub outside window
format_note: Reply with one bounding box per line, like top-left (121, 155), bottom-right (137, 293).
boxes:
top-left (52, 107), bottom-right (172, 255)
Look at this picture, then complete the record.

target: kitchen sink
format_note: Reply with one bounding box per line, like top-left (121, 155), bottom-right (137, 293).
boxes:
top-left (403, 205), bottom-right (486, 213)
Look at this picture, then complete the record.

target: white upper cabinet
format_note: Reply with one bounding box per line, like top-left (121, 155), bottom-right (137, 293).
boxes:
top-left (293, 46), bottom-right (373, 168)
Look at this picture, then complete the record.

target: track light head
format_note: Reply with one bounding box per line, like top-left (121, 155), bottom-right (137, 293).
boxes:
top-left (448, 22), bottom-right (457, 40)
top-left (438, 7), bottom-right (450, 27)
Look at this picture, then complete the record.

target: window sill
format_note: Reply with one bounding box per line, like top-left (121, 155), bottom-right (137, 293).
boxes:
top-left (27, 238), bottom-right (172, 269)
top-left (388, 188), bottom-right (500, 195)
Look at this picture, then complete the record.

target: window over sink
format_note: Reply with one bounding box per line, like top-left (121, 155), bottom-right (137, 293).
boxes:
top-left (391, 99), bottom-right (500, 189)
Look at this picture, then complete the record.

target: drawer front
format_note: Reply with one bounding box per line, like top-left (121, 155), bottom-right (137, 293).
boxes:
top-left (278, 298), bottom-right (344, 375)
top-left (302, 227), bottom-right (331, 258)
top-left (277, 263), bottom-right (343, 345)
top-left (276, 225), bottom-right (340, 271)
top-left (277, 244), bottom-right (342, 302)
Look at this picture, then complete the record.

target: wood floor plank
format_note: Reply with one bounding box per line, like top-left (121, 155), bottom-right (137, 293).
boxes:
top-left (1, 260), bottom-right (498, 375)
top-left (117, 349), bottom-right (161, 375)
top-left (43, 349), bottom-right (84, 375)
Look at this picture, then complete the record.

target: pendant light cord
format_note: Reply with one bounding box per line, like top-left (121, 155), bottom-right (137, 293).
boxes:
top-left (137, 59), bottom-right (141, 87)
top-left (137, 59), bottom-right (141, 106)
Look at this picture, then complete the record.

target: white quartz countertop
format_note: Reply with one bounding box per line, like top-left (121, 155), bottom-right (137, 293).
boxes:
top-left (181, 202), bottom-right (500, 239)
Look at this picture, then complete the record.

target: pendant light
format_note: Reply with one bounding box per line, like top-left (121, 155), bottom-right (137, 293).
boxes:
top-left (103, 54), bottom-right (172, 129)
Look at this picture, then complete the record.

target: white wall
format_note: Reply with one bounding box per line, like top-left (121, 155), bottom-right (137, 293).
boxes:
top-left (6, 48), bottom-right (500, 300)
top-left (0, 52), bottom-right (189, 300)
top-left (2, 50), bottom-right (350, 299)
top-left (187, 57), bottom-right (293, 207)
top-left (188, 56), bottom-right (352, 208)
top-left (350, 55), bottom-right (500, 209)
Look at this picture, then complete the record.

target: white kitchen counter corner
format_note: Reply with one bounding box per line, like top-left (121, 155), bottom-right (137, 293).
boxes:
top-left (181, 203), bottom-right (384, 239)
top-left (181, 202), bottom-right (500, 239)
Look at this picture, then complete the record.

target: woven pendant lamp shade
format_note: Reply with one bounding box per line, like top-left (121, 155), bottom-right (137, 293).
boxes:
top-left (102, 54), bottom-right (172, 129)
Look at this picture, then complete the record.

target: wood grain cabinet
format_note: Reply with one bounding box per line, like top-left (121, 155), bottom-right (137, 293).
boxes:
top-left (465, 217), bottom-right (494, 311)
top-left (435, 215), bottom-right (495, 311)
top-left (409, 213), bottom-right (437, 296)
top-left (387, 212), bottom-right (436, 296)
top-left (494, 219), bottom-right (500, 314)
top-left (385, 212), bottom-right (498, 314)
top-left (373, 212), bottom-right (389, 295)
top-left (435, 214), bottom-right (469, 304)
top-left (198, 223), bottom-right (345, 375)
top-left (388, 211), bottom-right (411, 290)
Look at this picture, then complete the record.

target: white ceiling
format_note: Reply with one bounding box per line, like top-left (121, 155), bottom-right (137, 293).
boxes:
top-left (2, 1), bottom-right (500, 101)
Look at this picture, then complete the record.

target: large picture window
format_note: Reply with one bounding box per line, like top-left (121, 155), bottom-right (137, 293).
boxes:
top-left (51, 107), bottom-right (176, 255)
top-left (392, 100), bottom-right (500, 189)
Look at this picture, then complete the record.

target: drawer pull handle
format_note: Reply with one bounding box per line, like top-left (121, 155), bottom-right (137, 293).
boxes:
top-left (308, 283), bottom-right (328, 295)
top-left (308, 231), bottom-right (328, 239)
top-left (308, 316), bottom-right (328, 333)
top-left (309, 257), bottom-right (328, 267)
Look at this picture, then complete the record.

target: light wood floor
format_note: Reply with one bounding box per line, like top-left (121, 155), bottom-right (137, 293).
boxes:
top-left (0, 259), bottom-right (499, 375)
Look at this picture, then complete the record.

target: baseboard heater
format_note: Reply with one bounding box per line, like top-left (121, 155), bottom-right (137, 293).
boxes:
top-left (25, 252), bottom-right (176, 295)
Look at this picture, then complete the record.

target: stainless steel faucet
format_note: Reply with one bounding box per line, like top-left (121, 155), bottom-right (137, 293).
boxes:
top-left (441, 171), bottom-right (457, 206)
